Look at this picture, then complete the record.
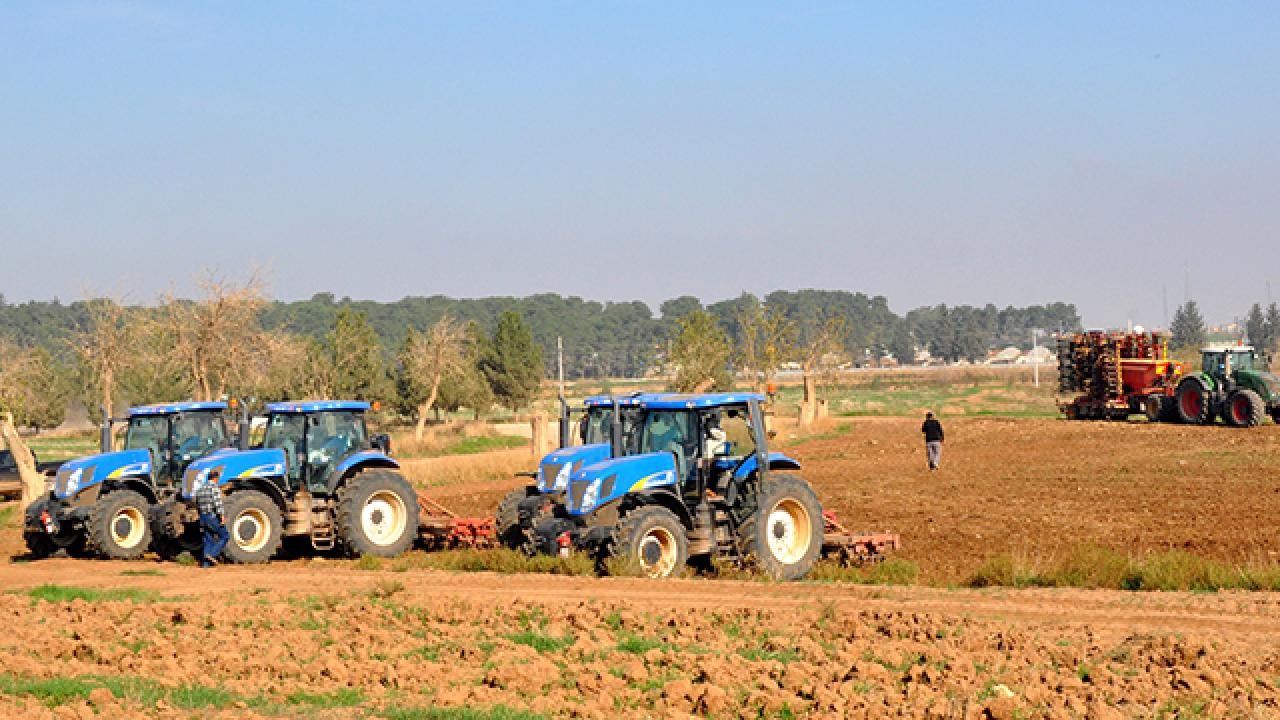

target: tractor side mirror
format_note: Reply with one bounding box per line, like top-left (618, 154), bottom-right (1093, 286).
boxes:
top-left (372, 433), bottom-right (393, 456)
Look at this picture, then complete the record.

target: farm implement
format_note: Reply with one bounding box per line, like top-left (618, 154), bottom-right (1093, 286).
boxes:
top-left (1057, 331), bottom-right (1280, 426)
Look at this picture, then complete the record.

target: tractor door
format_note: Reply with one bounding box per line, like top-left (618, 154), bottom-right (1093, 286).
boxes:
top-left (263, 413), bottom-right (308, 490)
top-left (168, 412), bottom-right (229, 484)
top-left (123, 414), bottom-right (170, 483)
top-left (303, 411), bottom-right (368, 493)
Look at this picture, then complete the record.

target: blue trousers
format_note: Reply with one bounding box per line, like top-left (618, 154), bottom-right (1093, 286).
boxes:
top-left (199, 512), bottom-right (229, 562)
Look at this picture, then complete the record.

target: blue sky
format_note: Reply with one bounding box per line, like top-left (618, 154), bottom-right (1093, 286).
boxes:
top-left (1, 2), bottom-right (1277, 328)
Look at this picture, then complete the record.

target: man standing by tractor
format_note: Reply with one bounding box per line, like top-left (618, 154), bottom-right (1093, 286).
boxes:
top-left (195, 469), bottom-right (230, 567)
top-left (921, 411), bottom-right (944, 471)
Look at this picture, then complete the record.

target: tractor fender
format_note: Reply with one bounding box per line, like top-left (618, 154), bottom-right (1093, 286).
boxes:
top-left (733, 452), bottom-right (802, 479)
top-left (226, 477), bottom-right (289, 512)
top-left (108, 477), bottom-right (159, 505)
top-left (624, 487), bottom-right (695, 530)
top-left (330, 453), bottom-right (401, 494)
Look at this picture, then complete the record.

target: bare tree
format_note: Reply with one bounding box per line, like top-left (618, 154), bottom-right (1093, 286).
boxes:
top-left (75, 297), bottom-right (135, 420)
top-left (738, 300), bottom-right (796, 392)
top-left (401, 315), bottom-right (470, 440)
top-left (161, 274), bottom-right (269, 401)
top-left (798, 317), bottom-right (847, 429)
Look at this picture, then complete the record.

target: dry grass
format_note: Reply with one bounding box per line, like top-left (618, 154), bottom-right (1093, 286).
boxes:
top-left (398, 449), bottom-right (530, 489)
top-left (391, 421), bottom-right (527, 459)
top-left (966, 544), bottom-right (1280, 592)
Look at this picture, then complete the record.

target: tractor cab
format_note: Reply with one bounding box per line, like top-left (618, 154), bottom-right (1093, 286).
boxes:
top-left (1202, 347), bottom-right (1257, 379)
top-left (260, 401), bottom-right (389, 495)
top-left (121, 403), bottom-right (230, 485)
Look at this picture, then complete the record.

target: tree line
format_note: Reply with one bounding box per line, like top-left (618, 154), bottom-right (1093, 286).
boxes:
top-left (0, 285), bottom-right (1080, 429)
top-left (1170, 299), bottom-right (1280, 358)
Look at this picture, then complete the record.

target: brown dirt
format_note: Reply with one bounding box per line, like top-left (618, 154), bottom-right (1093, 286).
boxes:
top-left (1, 561), bottom-right (1280, 718)
top-left (791, 417), bottom-right (1280, 582)
top-left (4, 416), bottom-right (1280, 718)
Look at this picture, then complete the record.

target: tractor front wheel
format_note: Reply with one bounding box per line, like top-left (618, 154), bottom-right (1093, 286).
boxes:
top-left (335, 469), bottom-right (419, 558)
top-left (1144, 395), bottom-right (1164, 423)
top-left (739, 474), bottom-right (824, 581)
top-left (606, 506), bottom-right (689, 578)
top-left (1175, 377), bottom-right (1213, 425)
top-left (86, 490), bottom-right (152, 560)
top-left (496, 486), bottom-right (537, 553)
top-left (222, 490), bottom-right (283, 564)
top-left (1225, 389), bottom-right (1265, 428)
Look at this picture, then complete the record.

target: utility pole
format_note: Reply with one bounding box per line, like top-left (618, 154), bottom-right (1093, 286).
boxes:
top-left (557, 336), bottom-right (565, 399)
top-left (1032, 328), bottom-right (1040, 388)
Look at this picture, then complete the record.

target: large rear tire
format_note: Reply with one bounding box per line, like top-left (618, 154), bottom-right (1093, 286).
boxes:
top-left (86, 489), bottom-right (152, 560)
top-left (738, 474), bottom-right (823, 581)
top-left (335, 469), bottom-right (419, 558)
top-left (605, 505), bottom-right (688, 578)
top-left (1175, 377), bottom-right (1213, 425)
top-left (222, 490), bottom-right (283, 564)
top-left (1225, 389), bottom-right (1265, 428)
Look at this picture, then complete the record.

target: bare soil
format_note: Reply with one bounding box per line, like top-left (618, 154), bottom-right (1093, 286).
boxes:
top-left (3, 416), bottom-right (1280, 718)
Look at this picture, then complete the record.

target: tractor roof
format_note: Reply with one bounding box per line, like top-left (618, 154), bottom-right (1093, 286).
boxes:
top-left (583, 393), bottom-right (679, 408)
top-left (128, 401), bottom-right (228, 417)
top-left (265, 400), bottom-right (371, 414)
top-left (1202, 345), bottom-right (1255, 352)
top-left (638, 392), bottom-right (766, 409)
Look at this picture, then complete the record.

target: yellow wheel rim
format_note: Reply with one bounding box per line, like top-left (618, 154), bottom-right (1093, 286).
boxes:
top-left (111, 506), bottom-right (147, 549)
top-left (765, 498), bottom-right (812, 565)
top-left (233, 507), bottom-right (270, 553)
top-left (636, 526), bottom-right (679, 578)
top-left (362, 490), bottom-right (408, 546)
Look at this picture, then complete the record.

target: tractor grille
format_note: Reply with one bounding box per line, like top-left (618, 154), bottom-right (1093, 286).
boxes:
top-left (540, 462), bottom-right (564, 491)
top-left (568, 479), bottom-right (587, 511)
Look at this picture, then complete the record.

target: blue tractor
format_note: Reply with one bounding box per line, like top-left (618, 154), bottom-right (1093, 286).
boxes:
top-left (496, 394), bottom-right (648, 552)
top-left (154, 401), bottom-right (418, 563)
top-left (25, 402), bottom-right (233, 560)
top-left (532, 392), bottom-right (825, 580)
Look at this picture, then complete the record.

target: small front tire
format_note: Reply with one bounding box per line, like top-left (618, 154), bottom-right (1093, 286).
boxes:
top-left (86, 490), bottom-right (153, 560)
top-left (605, 506), bottom-right (689, 579)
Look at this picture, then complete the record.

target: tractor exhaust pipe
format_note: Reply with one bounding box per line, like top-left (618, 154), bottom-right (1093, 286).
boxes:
top-left (236, 399), bottom-right (251, 451)
top-left (99, 407), bottom-right (112, 453)
top-left (558, 395), bottom-right (570, 449)
top-left (610, 396), bottom-right (623, 458)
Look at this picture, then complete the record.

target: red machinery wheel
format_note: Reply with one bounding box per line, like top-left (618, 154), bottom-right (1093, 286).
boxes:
top-left (1175, 377), bottom-right (1212, 425)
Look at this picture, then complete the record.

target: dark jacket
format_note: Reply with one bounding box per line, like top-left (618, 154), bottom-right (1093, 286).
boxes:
top-left (921, 418), bottom-right (944, 443)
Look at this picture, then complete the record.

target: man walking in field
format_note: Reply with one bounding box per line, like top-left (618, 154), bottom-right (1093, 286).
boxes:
top-left (195, 469), bottom-right (230, 568)
top-left (921, 411), bottom-right (944, 471)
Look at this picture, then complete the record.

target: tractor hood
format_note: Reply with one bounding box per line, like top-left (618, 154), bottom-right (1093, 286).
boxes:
top-left (563, 452), bottom-right (679, 517)
top-left (537, 443), bottom-right (611, 494)
top-left (181, 448), bottom-right (287, 499)
top-left (53, 449), bottom-right (151, 499)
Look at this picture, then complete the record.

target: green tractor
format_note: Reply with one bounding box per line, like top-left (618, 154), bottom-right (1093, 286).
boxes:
top-left (1174, 346), bottom-right (1280, 427)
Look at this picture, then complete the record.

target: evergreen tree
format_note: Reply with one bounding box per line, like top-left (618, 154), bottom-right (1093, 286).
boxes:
top-left (326, 308), bottom-right (394, 402)
top-left (1246, 303), bottom-right (1267, 348)
top-left (480, 311), bottom-right (543, 412)
top-left (1170, 301), bottom-right (1207, 351)
top-left (669, 310), bottom-right (732, 392)
top-left (1265, 302), bottom-right (1280, 361)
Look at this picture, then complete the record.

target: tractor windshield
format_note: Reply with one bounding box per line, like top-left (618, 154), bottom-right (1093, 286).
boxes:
top-left (124, 415), bottom-right (170, 460)
top-left (263, 413), bottom-right (307, 482)
top-left (582, 407), bottom-right (643, 451)
top-left (640, 411), bottom-right (698, 481)
top-left (171, 412), bottom-right (229, 461)
top-left (1231, 351), bottom-right (1255, 372)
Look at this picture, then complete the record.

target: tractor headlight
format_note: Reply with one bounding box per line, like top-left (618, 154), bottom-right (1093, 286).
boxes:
top-left (552, 463), bottom-right (572, 492)
top-left (579, 478), bottom-right (602, 513)
top-left (61, 468), bottom-right (83, 498)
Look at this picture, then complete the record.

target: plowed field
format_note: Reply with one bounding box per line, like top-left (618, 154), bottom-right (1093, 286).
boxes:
top-left (2, 416), bottom-right (1280, 718)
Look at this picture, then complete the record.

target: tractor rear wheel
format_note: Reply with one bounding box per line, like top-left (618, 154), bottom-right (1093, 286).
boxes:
top-left (222, 490), bottom-right (283, 564)
top-left (335, 469), bottom-right (419, 558)
top-left (1175, 377), bottom-right (1213, 425)
top-left (497, 486), bottom-right (536, 553)
top-left (605, 506), bottom-right (689, 578)
top-left (1225, 389), bottom-right (1265, 428)
top-left (738, 474), bottom-right (824, 581)
top-left (85, 489), bottom-right (152, 560)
